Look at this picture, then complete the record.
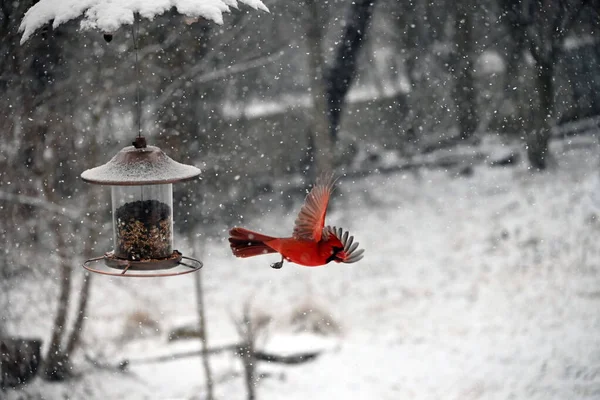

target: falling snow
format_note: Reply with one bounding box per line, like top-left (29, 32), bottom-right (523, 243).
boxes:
top-left (2, 0), bottom-right (600, 399)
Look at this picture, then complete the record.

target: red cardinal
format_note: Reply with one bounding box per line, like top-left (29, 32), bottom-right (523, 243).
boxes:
top-left (229, 173), bottom-right (364, 268)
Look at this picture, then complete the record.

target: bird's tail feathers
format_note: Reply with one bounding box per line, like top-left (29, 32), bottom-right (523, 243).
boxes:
top-left (228, 227), bottom-right (277, 258)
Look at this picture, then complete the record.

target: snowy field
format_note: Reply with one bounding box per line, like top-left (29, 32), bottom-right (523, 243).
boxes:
top-left (6, 135), bottom-right (600, 399)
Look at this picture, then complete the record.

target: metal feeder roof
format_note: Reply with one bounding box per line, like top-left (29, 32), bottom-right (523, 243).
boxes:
top-left (81, 137), bottom-right (201, 185)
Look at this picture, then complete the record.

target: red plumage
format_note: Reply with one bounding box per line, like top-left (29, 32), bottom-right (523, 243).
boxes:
top-left (228, 173), bottom-right (364, 268)
top-left (228, 227), bottom-right (277, 258)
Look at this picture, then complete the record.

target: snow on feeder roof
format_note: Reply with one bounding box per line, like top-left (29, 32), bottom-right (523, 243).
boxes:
top-left (19, 0), bottom-right (269, 44)
top-left (81, 138), bottom-right (201, 185)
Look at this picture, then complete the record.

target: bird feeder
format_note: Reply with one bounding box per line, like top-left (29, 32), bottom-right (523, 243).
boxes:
top-left (81, 136), bottom-right (203, 277)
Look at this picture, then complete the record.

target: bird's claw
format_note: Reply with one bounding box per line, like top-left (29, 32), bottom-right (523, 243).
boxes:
top-left (270, 261), bottom-right (283, 269)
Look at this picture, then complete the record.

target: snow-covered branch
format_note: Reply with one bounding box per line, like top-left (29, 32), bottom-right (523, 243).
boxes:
top-left (19, 0), bottom-right (269, 44)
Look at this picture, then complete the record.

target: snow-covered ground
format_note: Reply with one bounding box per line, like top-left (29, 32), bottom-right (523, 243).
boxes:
top-left (6, 135), bottom-right (600, 399)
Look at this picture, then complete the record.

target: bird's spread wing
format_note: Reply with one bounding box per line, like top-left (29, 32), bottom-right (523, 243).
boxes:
top-left (293, 172), bottom-right (337, 241)
top-left (323, 226), bottom-right (365, 263)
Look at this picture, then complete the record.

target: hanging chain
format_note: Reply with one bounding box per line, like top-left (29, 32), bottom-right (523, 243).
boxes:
top-left (132, 12), bottom-right (142, 138)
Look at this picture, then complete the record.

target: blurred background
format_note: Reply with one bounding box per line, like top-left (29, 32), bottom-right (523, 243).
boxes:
top-left (1, 0), bottom-right (600, 399)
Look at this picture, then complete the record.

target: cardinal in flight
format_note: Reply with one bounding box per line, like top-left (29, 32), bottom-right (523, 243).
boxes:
top-left (229, 173), bottom-right (364, 269)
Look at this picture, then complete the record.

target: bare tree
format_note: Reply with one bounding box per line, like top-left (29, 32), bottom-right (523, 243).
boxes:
top-left (232, 300), bottom-right (271, 400)
top-left (390, 0), bottom-right (478, 145)
top-left (233, 303), bottom-right (258, 400)
top-left (499, 0), bottom-right (530, 132)
top-left (18, 21), bottom-right (74, 381)
top-left (510, 0), bottom-right (593, 169)
top-left (41, 219), bottom-right (74, 380)
top-left (396, 0), bottom-right (432, 131)
top-left (65, 139), bottom-right (101, 360)
top-left (452, 0), bottom-right (478, 139)
top-left (1, 3), bottom-right (99, 379)
top-left (191, 238), bottom-right (214, 400)
top-left (303, 0), bottom-right (334, 176)
top-left (325, 0), bottom-right (378, 142)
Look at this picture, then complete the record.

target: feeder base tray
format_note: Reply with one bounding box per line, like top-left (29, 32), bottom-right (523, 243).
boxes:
top-left (83, 251), bottom-right (202, 277)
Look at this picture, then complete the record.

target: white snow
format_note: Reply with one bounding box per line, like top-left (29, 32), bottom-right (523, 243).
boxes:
top-left (19, 0), bottom-right (269, 44)
top-left (475, 50), bottom-right (505, 75)
top-left (260, 333), bottom-right (340, 357)
top-left (222, 82), bottom-right (407, 119)
top-left (5, 135), bottom-right (600, 399)
top-left (81, 145), bottom-right (201, 184)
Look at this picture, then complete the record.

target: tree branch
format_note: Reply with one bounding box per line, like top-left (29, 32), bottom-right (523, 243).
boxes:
top-left (111, 343), bottom-right (323, 368)
top-left (0, 191), bottom-right (82, 220)
top-left (155, 47), bottom-right (287, 107)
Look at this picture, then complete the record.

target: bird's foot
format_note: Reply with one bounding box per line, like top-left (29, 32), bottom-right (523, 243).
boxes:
top-left (270, 260), bottom-right (284, 269)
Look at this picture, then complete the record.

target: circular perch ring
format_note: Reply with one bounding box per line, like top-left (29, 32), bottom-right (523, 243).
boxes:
top-left (83, 251), bottom-right (203, 277)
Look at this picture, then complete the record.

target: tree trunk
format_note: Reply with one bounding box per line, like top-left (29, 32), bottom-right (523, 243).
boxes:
top-left (519, 0), bottom-right (591, 169)
top-left (65, 195), bottom-right (98, 358)
top-left (398, 0), bottom-right (429, 144)
top-left (304, 0), bottom-right (333, 176)
top-left (234, 305), bottom-right (257, 400)
top-left (453, 1), bottom-right (477, 139)
top-left (325, 0), bottom-right (377, 141)
top-left (64, 271), bottom-right (91, 357)
top-left (527, 60), bottom-right (554, 170)
top-left (192, 241), bottom-right (214, 400)
top-left (499, 0), bottom-right (529, 132)
top-left (18, 25), bottom-right (76, 381)
top-left (0, 338), bottom-right (42, 388)
top-left (41, 218), bottom-right (73, 381)
top-left (240, 341), bottom-right (256, 400)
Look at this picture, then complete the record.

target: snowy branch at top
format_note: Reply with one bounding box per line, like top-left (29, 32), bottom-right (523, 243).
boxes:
top-left (19, 0), bottom-right (269, 44)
